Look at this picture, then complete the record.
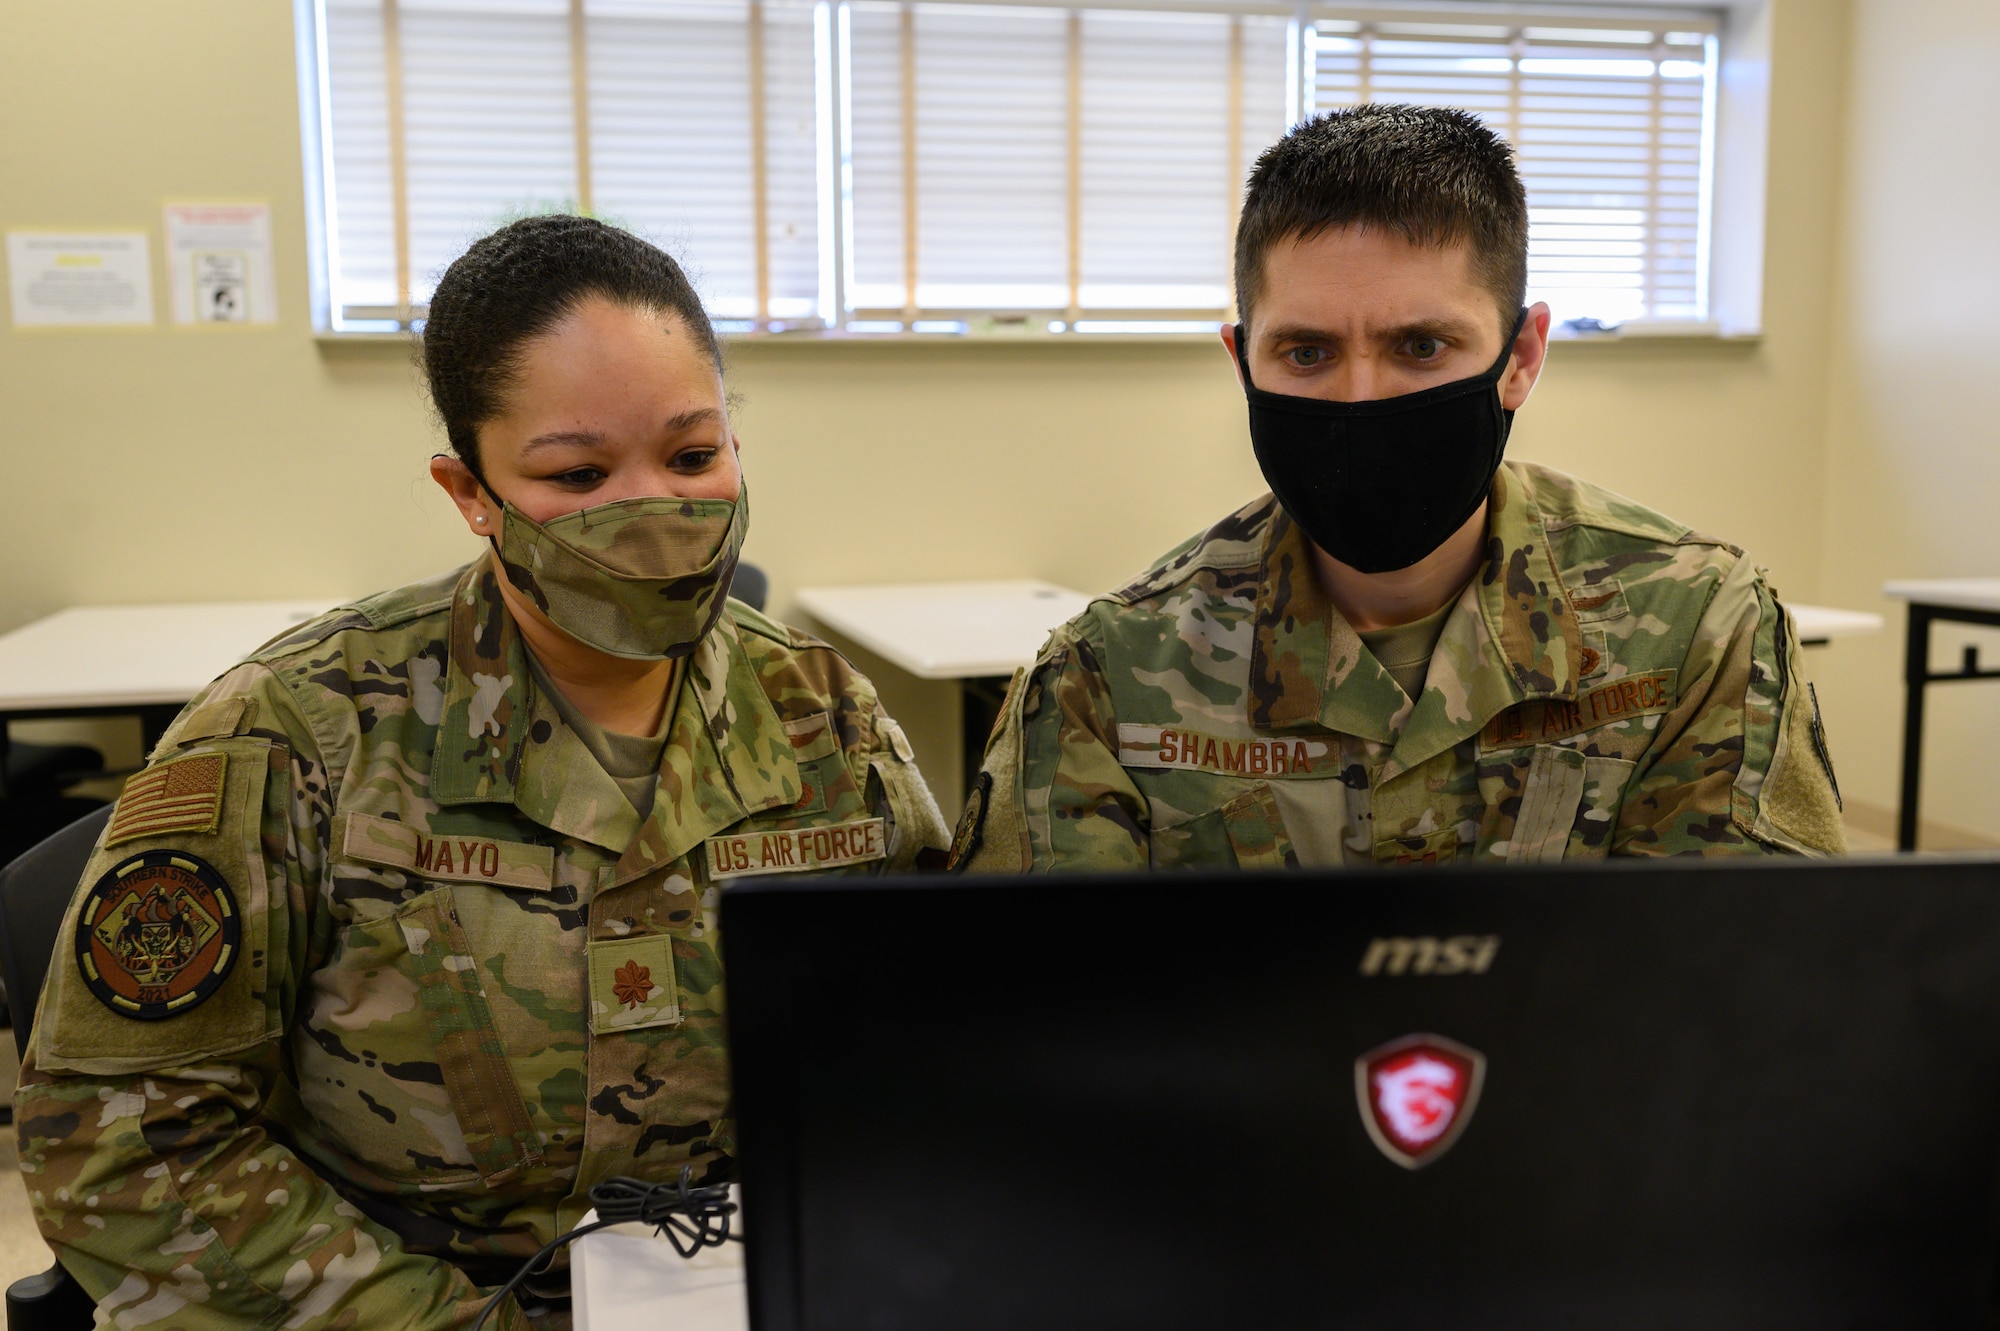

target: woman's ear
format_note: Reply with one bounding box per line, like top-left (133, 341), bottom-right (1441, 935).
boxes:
top-left (429, 454), bottom-right (498, 538)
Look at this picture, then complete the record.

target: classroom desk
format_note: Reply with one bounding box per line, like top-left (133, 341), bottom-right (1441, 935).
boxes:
top-left (1790, 604), bottom-right (1885, 647)
top-left (790, 586), bottom-right (1884, 801)
top-left (792, 580), bottom-right (1092, 797)
top-left (0, 600), bottom-right (333, 759)
top-left (1885, 580), bottom-right (2000, 851)
top-left (572, 1208), bottom-right (747, 1331)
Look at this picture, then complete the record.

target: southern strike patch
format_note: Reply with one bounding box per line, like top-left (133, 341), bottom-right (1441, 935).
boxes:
top-left (1479, 670), bottom-right (1677, 753)
top-left (1117, 723), bottom-right (1335, 779)
top-left (948, 771), bottom-right (992, 872)
top-left (704, 817), bottom-right (888, 879)
top-left (76, 850), bottom-right (240, 1020)
top-left (105, 752), bottom-right (227, 847)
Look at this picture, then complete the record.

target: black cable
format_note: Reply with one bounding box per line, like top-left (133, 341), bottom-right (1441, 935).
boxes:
top-left (471, 1167), bottom-right (741, 1330)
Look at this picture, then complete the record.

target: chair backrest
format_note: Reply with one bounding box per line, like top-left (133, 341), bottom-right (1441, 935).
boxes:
top-left (0, 803), bottom-right (112, 1061)
top-left (733, 561), bottom-right (769, 613)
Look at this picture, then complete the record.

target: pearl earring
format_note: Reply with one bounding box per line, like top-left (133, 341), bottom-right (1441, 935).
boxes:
top-left (476, 514), bottom-right (488, 526)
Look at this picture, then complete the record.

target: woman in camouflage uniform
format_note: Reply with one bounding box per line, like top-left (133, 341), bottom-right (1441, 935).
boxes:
top-left (15, 215), bottom-right (950, 1328)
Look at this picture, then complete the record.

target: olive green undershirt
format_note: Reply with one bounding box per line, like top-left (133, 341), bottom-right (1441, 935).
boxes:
top-left (1356, 597), bottom-right (1459, 703)
top-left (528, 656), bottom-right (675, 820)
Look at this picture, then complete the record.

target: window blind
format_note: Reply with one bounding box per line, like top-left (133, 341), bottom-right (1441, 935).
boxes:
top-left (1311, 10), bottom-right (1717, 325)
top-left (308, 0), bottom-right (1720, 334)
top-left (318, 0), bottom-right (821, 330)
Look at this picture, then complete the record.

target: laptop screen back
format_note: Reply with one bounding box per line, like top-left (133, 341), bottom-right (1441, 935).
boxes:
top-left (724, 861), bottom-right (2000, 1330)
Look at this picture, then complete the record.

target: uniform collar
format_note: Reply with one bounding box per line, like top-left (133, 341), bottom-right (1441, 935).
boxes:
top-left (432, 560), bottom-right (800, 865)
top-left (1248, 463), bottom-right (1585, 775)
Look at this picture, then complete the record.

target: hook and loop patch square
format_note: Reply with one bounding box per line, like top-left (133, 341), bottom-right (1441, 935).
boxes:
top-left (105, 752), bottom-right (228, 846)
top-left (77, 850), bottom-right (240, 1020)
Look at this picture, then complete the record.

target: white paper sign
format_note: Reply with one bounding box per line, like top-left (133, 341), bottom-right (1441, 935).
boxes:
top-left (6, 232), bottom-right (156, 327)
top-left (163, 202), bottom-right (277, 325)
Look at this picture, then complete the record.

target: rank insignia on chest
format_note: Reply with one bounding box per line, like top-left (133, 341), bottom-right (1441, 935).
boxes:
top-left (76, 850), bottom-right (240, 1020)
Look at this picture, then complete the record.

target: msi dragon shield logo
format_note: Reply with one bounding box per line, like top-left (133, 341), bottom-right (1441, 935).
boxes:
top-left (1356, 1034), bottom-right (1486, 1169)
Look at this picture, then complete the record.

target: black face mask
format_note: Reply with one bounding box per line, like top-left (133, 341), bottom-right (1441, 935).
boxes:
top-left (1235, 308), bottom-right (1528, 575)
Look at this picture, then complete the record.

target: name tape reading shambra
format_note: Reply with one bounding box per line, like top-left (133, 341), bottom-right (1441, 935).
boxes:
top-left (1118, 724), bottom-right (1335, 779)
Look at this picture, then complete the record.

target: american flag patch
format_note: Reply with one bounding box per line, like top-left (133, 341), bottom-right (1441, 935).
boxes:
top-left (105, 753), bottom-right (228, 847)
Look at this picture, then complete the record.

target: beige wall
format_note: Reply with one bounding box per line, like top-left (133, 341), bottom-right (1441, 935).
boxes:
top-left (3, 0), bottom-right (1853, 815)
top-left (1810, 0), bottom-right (2000, 839)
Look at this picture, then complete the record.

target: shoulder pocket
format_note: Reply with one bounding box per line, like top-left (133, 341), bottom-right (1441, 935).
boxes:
top-left (39, 736), bottom-right (280, 1075)
top-left (864, 703), bottom-right (948, 871)
top-left (959, 667), bottom-right (1034, 873)
top-left (867, 747), bottom-right (949, 871)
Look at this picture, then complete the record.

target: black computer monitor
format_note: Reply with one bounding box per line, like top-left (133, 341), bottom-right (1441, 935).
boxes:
top-left (723, 861), bottom-right (2000, 1329)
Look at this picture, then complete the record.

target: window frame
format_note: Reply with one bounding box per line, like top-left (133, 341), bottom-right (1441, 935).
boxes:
top-left (293, 0), bottom-right (1771, 343)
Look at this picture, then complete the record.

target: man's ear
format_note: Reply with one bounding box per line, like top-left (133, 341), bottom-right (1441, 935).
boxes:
top-left (1499, 302), bottom-right (1553, 411)
top-left (1220, 322), bottom-right (1247, 391)
top-left (429, 454), bottom-right (498, 539)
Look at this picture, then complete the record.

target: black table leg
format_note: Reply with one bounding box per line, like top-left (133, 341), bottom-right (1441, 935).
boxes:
top-left (1897, 605), bottom-right (1933, 851)
top-left (138, 704), bottom-right (184, 758)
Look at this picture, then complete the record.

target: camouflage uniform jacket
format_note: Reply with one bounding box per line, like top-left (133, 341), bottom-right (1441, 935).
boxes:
top-left (15, 558), bottom-right (949, 1329)
top-left (959, 461), bottom-right (1845, 871)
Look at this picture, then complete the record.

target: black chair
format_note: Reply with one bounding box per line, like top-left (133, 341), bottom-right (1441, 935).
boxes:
top-left (733, 561), bottom-right (768, 614)
top-left (0, 803), bottom-right (112, 1330)
top-left (0, 744), bottom-right (105, 804)
top-left (0, 737), bottom-right (108, 910)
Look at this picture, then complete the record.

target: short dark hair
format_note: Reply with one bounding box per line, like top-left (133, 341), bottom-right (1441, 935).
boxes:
top-left (421, 214), bottom-right (722, 481)
top-left (1233, 105), bottom-right (1528, 332)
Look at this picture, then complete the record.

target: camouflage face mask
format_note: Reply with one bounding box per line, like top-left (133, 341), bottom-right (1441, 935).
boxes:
top-left (493, 488), bottom-right (748, 660)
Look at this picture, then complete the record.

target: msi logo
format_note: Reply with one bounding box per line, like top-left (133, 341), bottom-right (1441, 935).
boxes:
top-left (1358, 935), bottom-right (1500, 977)
top-left (1356, 1034), bottom-right (1487, 1170)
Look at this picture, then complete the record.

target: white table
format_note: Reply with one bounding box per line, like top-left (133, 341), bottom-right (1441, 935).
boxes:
top-left (572, 1207), bottom-right (747, 1331)
top-left (793, 580), bottom-right (1092, 797)
top-left (1790, 603), bottom-right (1884, 646)
top-left (0, 600), bottom-right (334, 751)
top-left (792, 580), bottom-right (1092, 680)
top-left (1883, 580), bottom-right (2000, 850)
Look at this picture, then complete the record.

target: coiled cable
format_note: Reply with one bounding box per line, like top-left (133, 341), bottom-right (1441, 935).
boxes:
top-left (471, 1167), bottom-right (741, 1330)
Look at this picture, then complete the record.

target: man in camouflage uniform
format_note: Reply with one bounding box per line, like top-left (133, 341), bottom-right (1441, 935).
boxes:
top-left (15, 559), bottom-right (948, 1327)
top-left (956, 107), bottom-right (1844, 872)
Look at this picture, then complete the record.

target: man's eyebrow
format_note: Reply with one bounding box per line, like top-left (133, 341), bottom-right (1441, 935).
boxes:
top-left (1260, 323), bottom-right (1343, 346)
top-left (1384, 316), bottom-right (1482, 341)
top-left (1260, 317), bottom-right (1484, 345)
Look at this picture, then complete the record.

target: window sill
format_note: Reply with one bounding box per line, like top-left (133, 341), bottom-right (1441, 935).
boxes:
top-left (315, 326), bottom-right (1764, 350)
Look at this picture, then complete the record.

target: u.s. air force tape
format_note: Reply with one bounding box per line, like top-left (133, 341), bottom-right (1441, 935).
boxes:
top-left (76, 850), bottom-right (240, 1021)
top-left (704, 817), bottom-right (887, 879)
